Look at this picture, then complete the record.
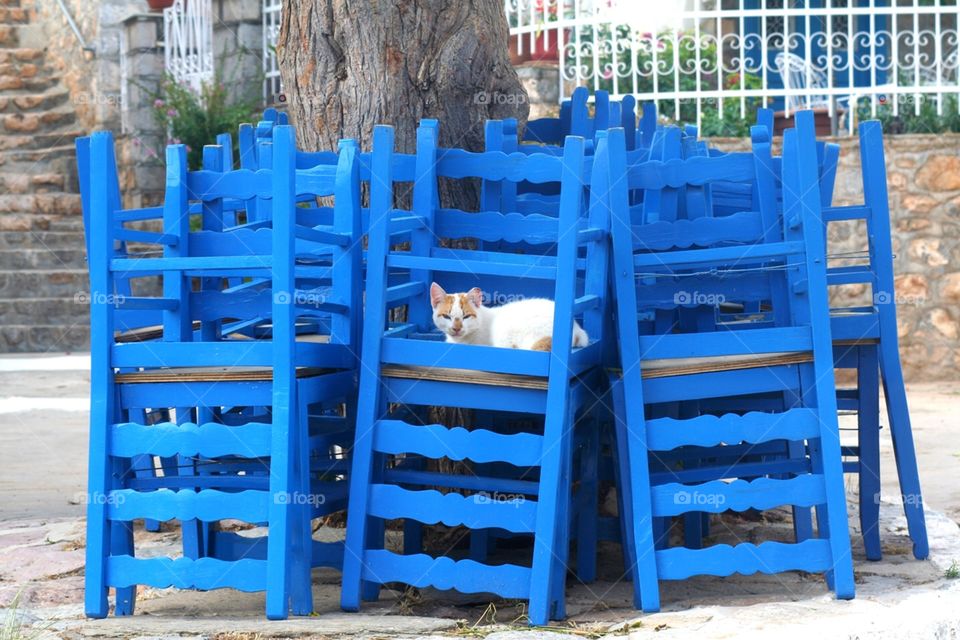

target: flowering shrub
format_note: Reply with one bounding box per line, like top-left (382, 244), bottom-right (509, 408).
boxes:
top-left (151, 74), bottom-right (261, 169)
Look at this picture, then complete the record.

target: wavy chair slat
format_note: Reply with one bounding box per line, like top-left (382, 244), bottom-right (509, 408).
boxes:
top-left (107, 489), bottom-right (270, 523)
top-left (651, 476), bottom-right (827, 516)
top-left (107, 556), bottom-right (267, 592)
top-left (367, 484), bottom-right (538, 533)
top-left (437, 148), bottom-right (565, 183)
top-left (372, 419), bottom-right (544, 467)
top-left (362, 550), bottom-right (531, 599)
top-left (631, 210), bottom-right (765, 250)
top-left (656, 539), bottom-right (834, 580)
top-left (626, 153), bottom-right (756, 191)
top-left (110, 421), bottom-right (273, 458)
top-left (434, 209), bottom-right (560, 244)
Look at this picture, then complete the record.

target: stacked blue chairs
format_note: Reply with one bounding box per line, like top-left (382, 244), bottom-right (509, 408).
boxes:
top-left (83, 125), bottom-right (362, 619)
top-left (339, 120), bottom-right (610, 625)
top-left (677, 115), bottom-right (928, 560)
top-left (603, 111), bottom-right (855, 612)
top-left (523, 86), bottom-right (657, 151)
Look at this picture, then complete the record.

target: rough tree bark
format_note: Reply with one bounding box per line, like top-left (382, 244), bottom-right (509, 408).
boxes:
top-left (276, 0), bottom-right (528, 205)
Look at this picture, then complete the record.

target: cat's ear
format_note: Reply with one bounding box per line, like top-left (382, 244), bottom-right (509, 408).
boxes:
top-left (430, 282), bottom-right (447, 309)
top-left (466, 287), bottom-right (484, 308)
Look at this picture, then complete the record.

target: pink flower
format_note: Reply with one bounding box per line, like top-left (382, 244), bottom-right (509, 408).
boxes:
top-left (154, 98), bottom-right (164, 108)
top-left (166, 108), bottom-right (178, 118)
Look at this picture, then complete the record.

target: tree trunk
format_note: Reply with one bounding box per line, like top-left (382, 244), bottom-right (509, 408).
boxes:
top-left (276, 0), bottom-right (528, 206)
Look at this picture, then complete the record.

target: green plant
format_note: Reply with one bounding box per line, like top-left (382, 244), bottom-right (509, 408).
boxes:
top-left (566, 28), bottom-right (766, 136)
top-left (858, 92), bottom-right (960, 135)
top-left (151, 72), bottom-right (261, 170)
top-left (1, 591), bottom-right (47, 640)
top-left (945, 560), bottom-right (960, 579)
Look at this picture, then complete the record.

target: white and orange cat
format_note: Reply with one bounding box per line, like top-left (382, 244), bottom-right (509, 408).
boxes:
top-left (429, 282), bottom-right (588, 351)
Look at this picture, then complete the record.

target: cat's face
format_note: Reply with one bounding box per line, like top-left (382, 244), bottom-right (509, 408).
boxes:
top-left (430, 283), bottom-right (484, 341)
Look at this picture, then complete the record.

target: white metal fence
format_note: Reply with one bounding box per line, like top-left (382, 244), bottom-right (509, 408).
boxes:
top-left (263, 0), bottom-right (283, 102)
top-left (506, 0), bottom-right (960, 134)
top-left (163, 0), bottom-right (214, 94)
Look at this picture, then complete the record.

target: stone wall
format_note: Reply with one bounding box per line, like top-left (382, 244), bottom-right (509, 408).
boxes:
top-left (35, 0), bottom-right (142, 135)
top-left (710, 133), bottom-right (960, 381)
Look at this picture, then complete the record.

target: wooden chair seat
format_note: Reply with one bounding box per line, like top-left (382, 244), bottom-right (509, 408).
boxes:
top-left (382, 351), bottom-right (816, 390)
top-left (115, 366), bottom-right (333, 384)
top-left (116, 325), bottom-right (332, 344)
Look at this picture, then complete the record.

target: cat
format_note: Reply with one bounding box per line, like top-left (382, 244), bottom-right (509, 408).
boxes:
top-left (429, 282), bottom-right (588, 351)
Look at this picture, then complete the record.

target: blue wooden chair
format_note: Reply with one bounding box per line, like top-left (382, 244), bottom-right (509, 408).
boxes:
top-left (339, 121), bottom-right (610, 625)
top-left (603, 112), bottom-right (855, 612)
top-left (523, 86), bottom-right (656, 152)
top-left (84, 125), bottom-right (361, 619)
top-left (681, 116), bottom-right (927, 561)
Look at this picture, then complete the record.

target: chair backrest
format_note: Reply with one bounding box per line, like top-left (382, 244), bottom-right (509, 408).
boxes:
top-left (361, 120), bottom-right (606, 375)
top-left (523, 87), bottom-right (651, 152)
top-left (85, 127), bottom-right (362, 360)
top-left (605, 113), bottom-right (832, 363)
top-left (620, 124), bottom-right (791, 320)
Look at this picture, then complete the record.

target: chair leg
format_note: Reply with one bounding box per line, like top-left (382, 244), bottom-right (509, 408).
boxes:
top-left (610, 377), bottom-right (660, 613)
top-left (527, 391), bottom-right (574, 626)
top-left (550, 404), bottom-right (577, 621)
top-left (176, 407), bottom-right (204, 561)
top-left (290, 398), bottom-right (314, 615)
top-left (879, 347), bottom-right (929, 559)
top-left (575, 417), bottom-right (599, 583)
top-left (110, 520), bottom-right (137, 616)
top-left (800, 367), bottom-right (855, 600)
top-left (858, 345), bottom-right (882, 561)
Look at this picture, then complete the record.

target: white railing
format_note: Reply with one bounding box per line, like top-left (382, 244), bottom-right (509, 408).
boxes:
top-left (506, 0), bottom-right (960, 134)
top-left (163, 0), bottom-right (213, 93)
top-left (263, 0), bottom-right (283, 102)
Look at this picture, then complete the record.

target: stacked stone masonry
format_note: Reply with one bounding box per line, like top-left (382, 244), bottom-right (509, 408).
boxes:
top-left (712, 133), bottom-right (960, 381)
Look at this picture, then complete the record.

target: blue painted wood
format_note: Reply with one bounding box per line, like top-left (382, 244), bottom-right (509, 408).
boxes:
top-left (107, 489), bottom-right (269, 523)
top-left (110, 421), bottom-right (272, 458)
top-left (341, 122), bottom-right (604, 625)
top-left (362, 550), bottom-right (531, 599)
top-left (372, 420), bottom-right (543, 467)
top-left (108, 556), bottom-right (267, 591)
top-left (651, 476), bottom-right (827, 516)
top-left (645, 409), bottom-right (820, 451)
top-left (656, 539), bottom-right (833, 580)
top-left (367, 484), bottom-right (538, 533)
top-left (83, 120), bottom-right (362, 619)
top-left (603, 113), bottom-right (856, 610)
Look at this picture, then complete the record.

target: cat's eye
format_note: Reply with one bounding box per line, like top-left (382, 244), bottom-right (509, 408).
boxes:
top-left (440, 314), bottom-right (451, 320)
top-left (463, 314), bottom-right (475, 320)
